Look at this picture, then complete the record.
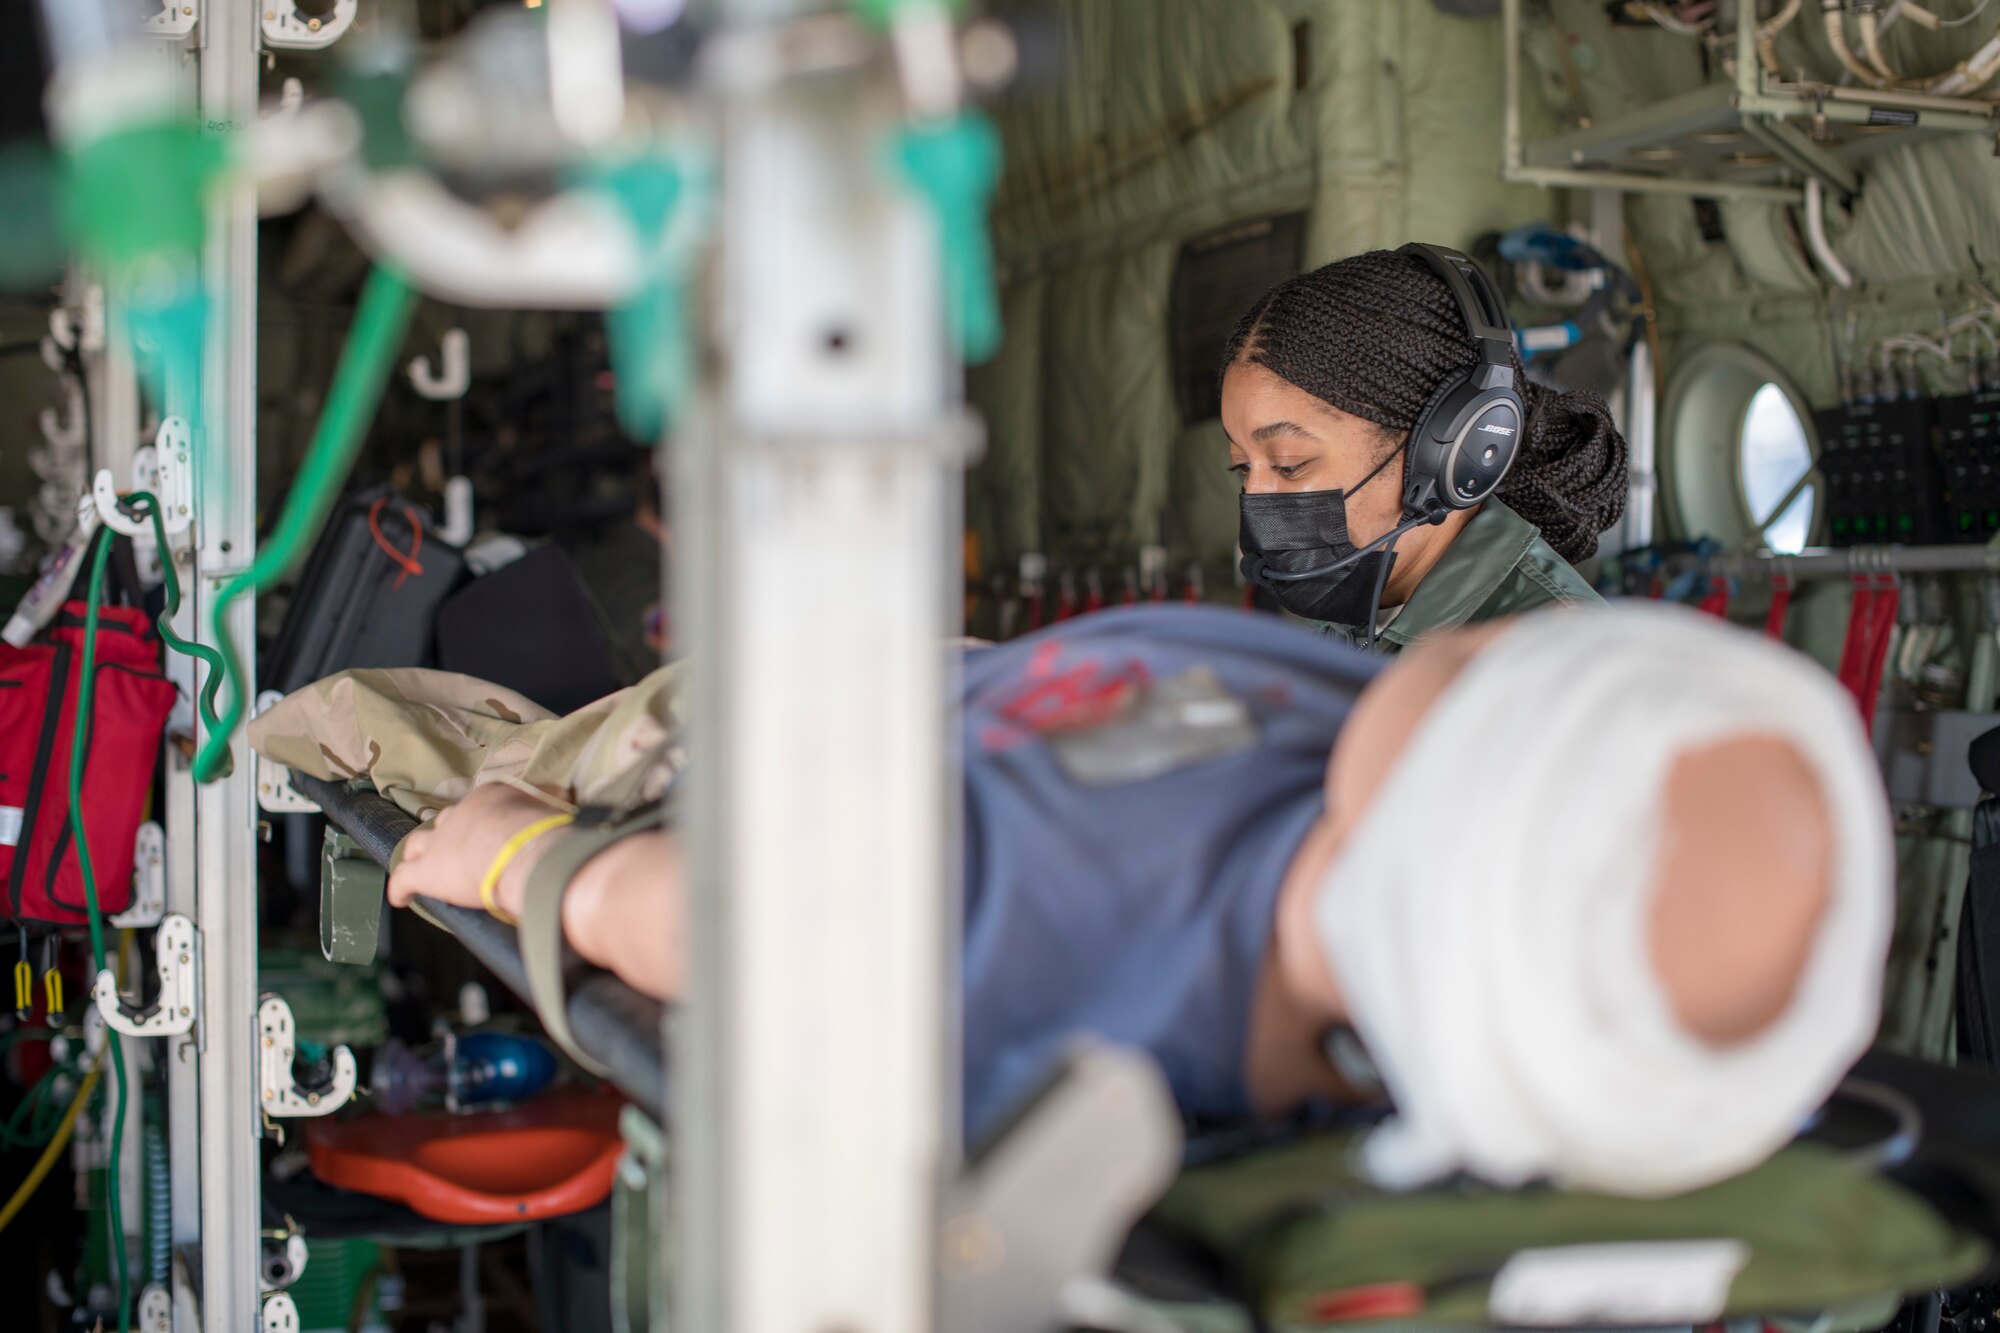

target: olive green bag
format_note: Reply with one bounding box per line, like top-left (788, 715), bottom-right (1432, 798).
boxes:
top-left (1133, 1131), bottom-right (1989, 1331)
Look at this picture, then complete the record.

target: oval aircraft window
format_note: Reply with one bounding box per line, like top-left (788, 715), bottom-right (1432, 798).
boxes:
top-left (1740, 383), bottom-right (1816, 554)
top-left (1661, 343), bottom-right (1819, 554)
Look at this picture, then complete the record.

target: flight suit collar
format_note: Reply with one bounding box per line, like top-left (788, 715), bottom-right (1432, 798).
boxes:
top-left (1376, 501), bottom-right (1541, 648)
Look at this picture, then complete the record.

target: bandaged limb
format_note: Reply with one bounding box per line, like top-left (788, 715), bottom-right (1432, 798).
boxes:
top-left (1310, 603), bottom-right (1891, 1198)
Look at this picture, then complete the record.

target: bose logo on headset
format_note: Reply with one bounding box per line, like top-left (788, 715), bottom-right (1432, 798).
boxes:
top-left (1478, 424), bottom-right (1516, 436)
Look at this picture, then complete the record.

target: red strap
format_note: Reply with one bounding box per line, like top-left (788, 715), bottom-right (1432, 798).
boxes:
top-left (1764, 576), bottom-right (1794, 642)
top-left (1856, 578), bottom-right (1901, 734)
top-left (1241, 583), bottom-right (1258, 613)
top-left (1697, 575), bottom-right (1731, 619)
top-left (1306, 1282), bottom-right (1427, 1324)
top-left (1835, 577), bottom-right (1875, 700)
top-left (1023, 589), bottom-right (1044, 632)
top-left (1837, 577), bottom-right (1901, 733)
top-left (366, 498), bottom-right (426, 591)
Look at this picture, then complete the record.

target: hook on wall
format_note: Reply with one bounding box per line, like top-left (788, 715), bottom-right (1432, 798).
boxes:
top-left (93, 914), bottom-right (199, 1039)
top-left (258, 995), bottom-right (358, 1118)
top-left (408, 328), bottom-right (471, 402)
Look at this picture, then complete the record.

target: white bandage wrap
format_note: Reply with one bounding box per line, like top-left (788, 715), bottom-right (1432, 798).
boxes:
top-left (1315, 603), bottom-right (1894, 1198)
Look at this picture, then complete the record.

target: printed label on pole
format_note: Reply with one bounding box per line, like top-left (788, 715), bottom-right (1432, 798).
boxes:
top-left (1488, 1240), bottom-right (1749, 1326)
top-left (0, 806), bottom-right (21, 847)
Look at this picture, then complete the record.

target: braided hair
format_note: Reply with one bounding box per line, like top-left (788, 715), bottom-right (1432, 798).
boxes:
top-left (1219, 248), bottom-right (1627, 564)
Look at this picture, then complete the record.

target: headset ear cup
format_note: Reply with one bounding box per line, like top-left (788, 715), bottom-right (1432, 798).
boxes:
top-left (1484, 401), bottom-right (1524, 491)
top-left (1402, 368), bottom-right (1474, 514)
top-left (1399, 243), bottom-right (1526, 512)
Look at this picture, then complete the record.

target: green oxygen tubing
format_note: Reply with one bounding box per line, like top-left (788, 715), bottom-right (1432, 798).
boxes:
top-left (126, 490), bottom-right (224, 727)
top-left (70, 523), bottom-right (131, 1333)
top-left (191, 265), bottom-right (417, 784)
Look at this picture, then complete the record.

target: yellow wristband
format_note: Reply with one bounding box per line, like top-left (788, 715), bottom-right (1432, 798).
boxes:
top-left (479, 814), bottom-right (574, 926)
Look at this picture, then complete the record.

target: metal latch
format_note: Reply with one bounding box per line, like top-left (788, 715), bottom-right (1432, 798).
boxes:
top-left (260, 1230), bottom-right (309, 1292)
top-left (254, 690), bottom-right (320, 815)
top-left (260, 1292), bottom-right (301, 1333)
top-left (143, 2), bottom-right (198, 39)
top-left (257, 995), bottom-right (357, 1118)
top-left (136, 1284), bottom-right (172, 1333)
top-left (111, 821), bottom-right (166, 930)
top-left (92, 914), bottom-right (198, 1038)
top-left (261, 0), bottom-right (356, 49)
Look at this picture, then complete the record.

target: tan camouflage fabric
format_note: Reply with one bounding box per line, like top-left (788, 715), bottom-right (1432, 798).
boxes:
top-left (247, 665), bottom-right (687, 821)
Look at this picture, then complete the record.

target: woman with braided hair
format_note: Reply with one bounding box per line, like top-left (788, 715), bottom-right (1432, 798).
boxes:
top-left (1223, 245), bottom-right (1628, 651)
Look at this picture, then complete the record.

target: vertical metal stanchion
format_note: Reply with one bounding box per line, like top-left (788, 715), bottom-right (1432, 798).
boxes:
top-left (676, 14), bottom-right (964, 1332)
top-left (193, 1), bottom-right (264, 1326)
top-left (132, 32), bottom-right (210, 1333)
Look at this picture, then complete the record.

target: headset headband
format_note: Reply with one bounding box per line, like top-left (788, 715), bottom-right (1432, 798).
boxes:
top-left (1400, 242), bottom-right (1514, 369)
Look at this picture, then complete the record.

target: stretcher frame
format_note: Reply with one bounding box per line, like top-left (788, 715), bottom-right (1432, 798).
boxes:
top-left (66, 0), bottom-right (995, 1325)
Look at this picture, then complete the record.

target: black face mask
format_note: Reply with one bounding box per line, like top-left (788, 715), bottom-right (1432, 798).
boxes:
top-left (1238, 450), bottom-right (1401, 627)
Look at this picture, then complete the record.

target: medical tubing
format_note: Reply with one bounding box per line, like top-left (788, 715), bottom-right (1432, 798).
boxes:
top-left (71, 525), bottom-right (130, 1333)
top-left (1, 1069), bottom-right (68, 1148)
top-left (0, 1067), bottom-right (102, 1236)
top-left (192, 265), bottom-right (417, 784)
top-left (126, 490), bottom-right (225, 736)
top-left (0, 1044), bottom-right (91, 1151)
top-left (1250, 509), bottom-right (1441, 584)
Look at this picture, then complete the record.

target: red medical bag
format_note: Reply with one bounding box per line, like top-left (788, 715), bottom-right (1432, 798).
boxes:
top-left (0, 603), bottom-right (175, 924)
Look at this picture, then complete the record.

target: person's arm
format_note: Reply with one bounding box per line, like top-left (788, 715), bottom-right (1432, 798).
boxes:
top-left (386, 783), bottom-right (686, 1000)
top-left (535, 829), bottom-right (683, 1000)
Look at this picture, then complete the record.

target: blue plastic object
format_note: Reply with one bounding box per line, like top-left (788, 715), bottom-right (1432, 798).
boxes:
top-left (452, 1032), bottom-right (560, 1107)
top-left (1660, 537), bottom-right (1725, 603)
top-left (371, 1031), bottom-right (560, 1114)
top-left (1517, 320), bottom-right (1583, 360)
top-left (1498, 221), bottom-right (1607, 273)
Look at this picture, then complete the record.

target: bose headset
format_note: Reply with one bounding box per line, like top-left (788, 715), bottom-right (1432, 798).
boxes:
top-left (1396, 241), bottom-right (1525, 520)
top-left (1248, 242), bottom-right (1525, 588)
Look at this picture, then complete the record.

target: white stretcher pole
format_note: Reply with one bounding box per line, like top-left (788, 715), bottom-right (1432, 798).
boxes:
top-left (193, 1), bottom-right (267, 1328)
top-left (675, 6), bottom-right (965, 1333)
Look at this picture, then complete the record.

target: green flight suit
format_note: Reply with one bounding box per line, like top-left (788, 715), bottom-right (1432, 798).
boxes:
top-left (1316, 499), bottom-right (1602, 653)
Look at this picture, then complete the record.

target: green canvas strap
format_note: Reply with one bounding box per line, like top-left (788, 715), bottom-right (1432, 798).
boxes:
top-left (611, 1106), bottom-right (668, 1333)
top-left (517, 800), bottom-right (668, 1078)
top-left (321, 828), bottom-right (386, 966)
